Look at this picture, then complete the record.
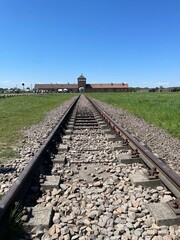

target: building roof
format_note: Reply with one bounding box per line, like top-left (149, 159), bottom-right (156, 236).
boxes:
top-left (77, 74), bottom-right (86, 80)
top-left (90, 83), bottom-right (128, 89)
top-left (34, 84), bottom-right (78, 89)
top-left (34, 82), bottom-right (129, 90)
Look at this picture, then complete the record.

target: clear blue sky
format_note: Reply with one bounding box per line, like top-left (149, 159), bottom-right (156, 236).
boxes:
top-left (0, 0), bottom-right (180, 89)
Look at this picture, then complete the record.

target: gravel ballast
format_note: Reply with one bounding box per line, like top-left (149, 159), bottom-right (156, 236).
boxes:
top-left (92, 98), bottom-right (180, 173)
top-left (24, 95), bottom-right (180, 240)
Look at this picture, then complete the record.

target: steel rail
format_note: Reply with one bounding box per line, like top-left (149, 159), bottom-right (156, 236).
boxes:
top-left (87, 96), bottom-right (180, 198)
top-left (0, 96), bottom-right (79, 232)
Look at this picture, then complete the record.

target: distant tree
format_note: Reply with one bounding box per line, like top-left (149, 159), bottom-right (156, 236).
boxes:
top-left (10, 88), bottom-right (15, 92)
top-left (171, 87), bottom-right (180, 92)
top-left (159, 85), bottom-right (164, 92)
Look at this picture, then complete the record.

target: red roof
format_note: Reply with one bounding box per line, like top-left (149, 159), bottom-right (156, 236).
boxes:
top-left (34, 84), bottom-right (78, 89)
top-left (34, 83), bottom-right (129, 90)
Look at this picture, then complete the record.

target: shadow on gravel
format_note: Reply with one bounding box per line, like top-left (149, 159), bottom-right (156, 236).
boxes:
top-left (0, 166), bottom-right (16, 174)
top-left (22, 143), bottom-right (57, 208)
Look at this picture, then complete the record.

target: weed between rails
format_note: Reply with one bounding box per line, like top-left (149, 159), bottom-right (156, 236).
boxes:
top-left (1, 203), bottom-right (24, 240)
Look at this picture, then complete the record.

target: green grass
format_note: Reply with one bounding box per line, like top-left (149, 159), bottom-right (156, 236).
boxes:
top-left (0, 94), bottom-right (76, 162)
top-left (1, 203), bottom-right (24, 240)
top-left (88, 92), bottom-right (180, 139)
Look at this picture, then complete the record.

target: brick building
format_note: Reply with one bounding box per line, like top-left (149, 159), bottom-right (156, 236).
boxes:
top-left (34, 75), bottom-right (128, 93)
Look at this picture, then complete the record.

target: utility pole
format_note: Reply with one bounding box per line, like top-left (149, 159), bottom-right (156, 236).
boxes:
top-left (22, 82), bottom-right (25, 92)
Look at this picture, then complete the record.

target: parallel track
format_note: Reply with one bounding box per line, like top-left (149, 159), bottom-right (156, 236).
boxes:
top-left (0, 95), bottom-right (179, 239)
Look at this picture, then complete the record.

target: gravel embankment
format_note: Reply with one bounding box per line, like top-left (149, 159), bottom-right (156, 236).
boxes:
top-left (0, 97), bottom-right (77, 196)
top-left (92, 99), bottom-right (180, 173)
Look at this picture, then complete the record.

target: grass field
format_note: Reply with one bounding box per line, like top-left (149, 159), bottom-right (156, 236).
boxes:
top-left (0, 94), bottom-right (75, 162)
top-left (88, 92), bottom-right (180, 139)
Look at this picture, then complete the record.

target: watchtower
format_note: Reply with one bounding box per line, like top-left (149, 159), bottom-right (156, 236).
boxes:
top-left (77, 74), bottom-right (86, 91)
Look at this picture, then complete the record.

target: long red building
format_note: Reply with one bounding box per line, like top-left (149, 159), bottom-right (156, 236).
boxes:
top-left (34, 75), bottom-right (129, 93)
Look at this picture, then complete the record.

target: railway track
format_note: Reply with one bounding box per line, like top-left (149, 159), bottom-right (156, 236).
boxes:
top-left (0, 95), bottom-right (180, 239)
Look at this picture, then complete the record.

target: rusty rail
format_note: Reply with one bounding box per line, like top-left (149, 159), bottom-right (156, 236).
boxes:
top-left (87, 96), bottom-right (180, 198)
top-left (0, 96), bottom-right (79, 233)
